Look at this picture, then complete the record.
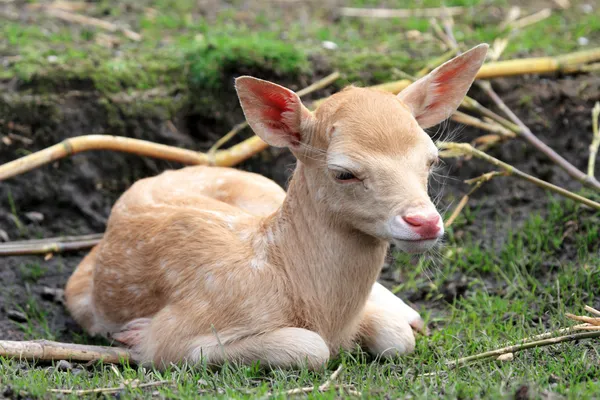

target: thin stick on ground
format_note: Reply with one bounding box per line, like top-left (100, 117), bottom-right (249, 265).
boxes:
top-left (588, 102), bottom-right (600, 178)
top-left (444, 171), bottom-right (506, 228)
top-left (0, 135), bottom-right (210, 181)
top-left (42, 8), bottom-right (141, 41)
top-left (49, 380), bottom-right (171, 395)
top-left (339, 6), bottom-right (465, 19)
top-left (208, 71), bottom-right (340, 155)
top-left (318, 364), bottom-right (343, 392)
top-left (270, 365), bottom-right (361, 397)
top-left (565, 314), bottom-right (600, 326)
top-left (0, 339), bottom-right (130, 364)
top-left (510, 324), bottom-right (599, 344)
top-left (430, 18), bottom-right (456, 50)
top-left (452, 111), bottom-right (515, 138)
top-left (478, 81), bottom-right (600, 191)
top-left (509, 8), bottom-right (552, 30)
top-left (0, 234), bottom-right (103, 256)
top-left (438, 142), bottom-right (600, 210)
top-left (584, 305), bottom-right (600, 317)
top-left (446, 330), bottom-right (600, 368)
top-left (447, 307), bottom-right (600, 368)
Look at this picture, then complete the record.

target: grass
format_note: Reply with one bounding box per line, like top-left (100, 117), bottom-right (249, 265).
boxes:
top-left (1, 0), bottom-right (600, 398)
top-left (2, 0), bottom-right (600, 95)
top-left (2, 0), bottom-right (599, 130)
top-left (1, 195), bottom-right (598, 398)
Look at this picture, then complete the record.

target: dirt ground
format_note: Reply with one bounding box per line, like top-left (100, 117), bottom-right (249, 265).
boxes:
top-left (1, 70), bottom-right (599, 343)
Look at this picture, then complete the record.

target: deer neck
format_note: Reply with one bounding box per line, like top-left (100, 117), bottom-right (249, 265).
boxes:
top-left (268, 162), bottom-right (388, 337)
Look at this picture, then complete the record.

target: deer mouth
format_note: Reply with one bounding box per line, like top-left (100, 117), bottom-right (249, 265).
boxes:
top-left (391, 237), bottom-right (440, 254)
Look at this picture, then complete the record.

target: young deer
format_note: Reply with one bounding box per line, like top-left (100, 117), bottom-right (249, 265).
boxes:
top-left (65, 44), bottom-right (488, 369)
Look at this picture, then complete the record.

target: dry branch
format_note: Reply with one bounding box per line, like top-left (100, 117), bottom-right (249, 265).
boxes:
top-left (438, 142), bottom-right (600, 210)
top-left (509, 8), bottom-right (552, 30)
top-left (585, 305), bottom-right (600, 317)
top-left (42, 8), bottom-right (141, 41)
top-left (588, 102), bottom-right (600, 178)
top-left (0, 340), bottom-right (130, 364)
top-left (446, 330), bottom-right (600, 368)
top-left (339, 6), bottom-right (464, 19)
top-left (0, 135), bottom-right (209, 181)
top-left (446, 307), bottom-right (600, 368)
top-left (478, 81), bottom-right (600, 191)
top-left (268, 365), bottom-right (360, 397)
top-left (50, 380), bottom-right (171, 395)
top-left (0, 233), bottom-right (103, 256)
top-left (444, 171), bottom-right (506, 228)
top-left (566, 313), bottom-right (600, 326)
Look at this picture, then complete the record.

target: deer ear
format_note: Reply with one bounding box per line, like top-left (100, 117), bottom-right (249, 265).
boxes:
top-left (235, 76), bottom-right (313, 148)
top-left (397, 44), bottom-right (489, 129)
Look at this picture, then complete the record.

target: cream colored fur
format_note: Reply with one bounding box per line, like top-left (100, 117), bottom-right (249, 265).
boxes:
top-left (65, 44), bottom-right (488, 369)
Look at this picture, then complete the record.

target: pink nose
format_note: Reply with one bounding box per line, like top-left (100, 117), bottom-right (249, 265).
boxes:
top-left (402, 213), bottom-right (441, 239)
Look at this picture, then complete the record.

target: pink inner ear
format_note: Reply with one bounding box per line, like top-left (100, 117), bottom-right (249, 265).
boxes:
top-left (422, 57), bottom-right (469, 113)
top-left (433, 57), bottom-right (467, 97)
top-left (245, 80), bottom-right (302, 144)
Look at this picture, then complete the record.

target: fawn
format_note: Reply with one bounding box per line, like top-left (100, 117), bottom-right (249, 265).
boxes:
top-left (65, 44), bottom-right (488, 369)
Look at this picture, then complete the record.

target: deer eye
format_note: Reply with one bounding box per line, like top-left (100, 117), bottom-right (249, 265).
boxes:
top-left (333, 169), bottom-right (360, 183)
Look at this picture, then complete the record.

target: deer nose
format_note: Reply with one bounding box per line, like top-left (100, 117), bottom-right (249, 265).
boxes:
top-left (402, 213), bottom-right (442, 239)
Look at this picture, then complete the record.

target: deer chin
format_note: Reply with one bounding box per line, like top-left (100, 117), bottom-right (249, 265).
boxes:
top-left (391, 237), bottom-right (440, 254)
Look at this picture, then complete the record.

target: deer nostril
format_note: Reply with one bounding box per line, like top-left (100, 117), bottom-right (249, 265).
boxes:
top-left (402, 214), bottom-right (440, 228)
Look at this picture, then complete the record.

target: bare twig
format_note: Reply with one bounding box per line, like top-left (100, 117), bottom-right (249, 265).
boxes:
top-left (445, 171), bottom-right (506, 228)
top-left (566, 313), bottom-right (600, 326)
top-left (296, 71), bottom-right (341, 98)
top-left (429, 18), bottom-right (456, 50)
top-left (588, 102), bottom-right (600, 178)
top-left (208, 122), bottom-right (249, 160)
top-left (553, 0), bottom-right (571, 9)
top-left (498, 6), bottom-right (521, 30)
top-left (318, 365), bottom-right (343, 391)
top-left (446, 330), bottom-right (600, 368)
top-left (42, 8), bottom-right (141, 41)
top-left (438, 142), bottom-right (600, 210)
top-left (452, 112), bottom-right (515, 138)
top-left (0, 340), bottom-right (130, 364)
top-left (513, 324), bottom-right (597, 343)
top-left (585, 305), bottom-right (600, 317)
top-left (509, 8), bottom-right (552, 30)
top-left (268, 365), bottom-right (360, 397)
top-left (28, 1), bottom-right (89, 12)
top-left (478, 81), bottom-right (600, 191)
top-left (0, 234), bottom-right (103, 256)
top-left (339, 6), bottom-right (464, 19)
top-left (0, 135), bottom-right (209, 181)
top-left (461, 97), bottom-right (520, 132)
top-left (441, 14), bottom-right (459, 50)
top-left (447, 307), bottom-right (600, 369)
top-left (444, 195), bottom-right (470, 228)
top-left (49, 380), bottom-right (171, 395)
